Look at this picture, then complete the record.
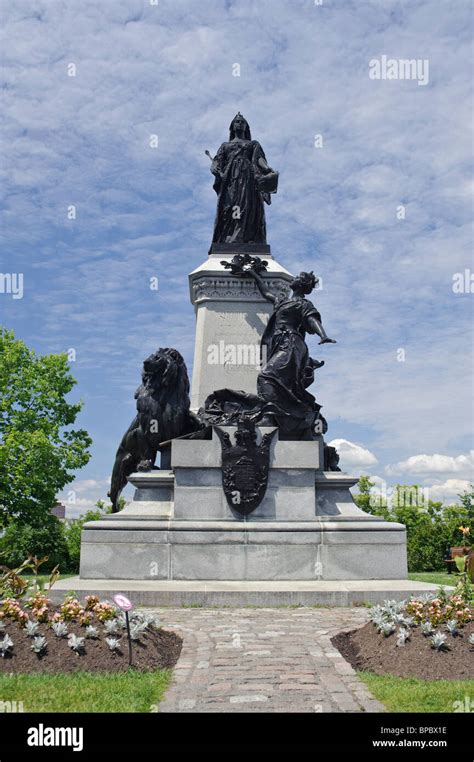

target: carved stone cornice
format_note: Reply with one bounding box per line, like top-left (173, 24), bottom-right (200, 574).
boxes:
top-left (191, 274), bottom-right (291, 304)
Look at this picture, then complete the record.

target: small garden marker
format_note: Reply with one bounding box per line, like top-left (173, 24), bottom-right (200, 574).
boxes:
top-left (114, 594), bottom-right (133, 666)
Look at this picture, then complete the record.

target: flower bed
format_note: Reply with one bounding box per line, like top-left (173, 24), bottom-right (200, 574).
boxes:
top-left (332, 585), bottom-right (473, 681)
top-left (0, 593), bottom-right (181, 674)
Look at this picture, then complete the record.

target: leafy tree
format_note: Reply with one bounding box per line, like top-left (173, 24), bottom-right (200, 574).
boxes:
top-left (353, 475), bottom-right (390, 518)
top-left (457, 484), bottom-right (474, 522)
top-left (353, 475), bottom-right (375, 512)
top-left (0, 328), bottom-right (92, 526)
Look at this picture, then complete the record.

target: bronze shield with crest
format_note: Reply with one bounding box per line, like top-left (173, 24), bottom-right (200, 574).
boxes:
top-left (214, 420), bottom-right (277, 516)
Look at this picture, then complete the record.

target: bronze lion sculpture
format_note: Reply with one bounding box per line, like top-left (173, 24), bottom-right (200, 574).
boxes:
top-left (108, 348), bottom-right (202, 512)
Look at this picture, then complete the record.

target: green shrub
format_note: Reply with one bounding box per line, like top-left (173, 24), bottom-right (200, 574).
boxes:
top-left (391, 503), bottom-right (469, 571)
top-left (65, 499), bottom-right (117, 573)
top-left (0, 515), bottom-right (69, 572)
top-left (65, 510), bottom-right (103, 572)
top-left (355, 480), bottom-right (473, 572)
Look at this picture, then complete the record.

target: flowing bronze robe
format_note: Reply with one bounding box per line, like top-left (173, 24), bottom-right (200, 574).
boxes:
top-left (211, 139), bottom-right (277, 244)
top-left (257, 294), bottom-right (322, 434)
top-left (200, 295), bottom-right (325, 440)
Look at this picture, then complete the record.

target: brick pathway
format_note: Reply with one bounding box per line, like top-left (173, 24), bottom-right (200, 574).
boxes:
top-left (156, 607), bottom-right (385, 713)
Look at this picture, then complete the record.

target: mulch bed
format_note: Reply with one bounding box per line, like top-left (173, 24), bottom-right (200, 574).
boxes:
top-left (0, 621), bottom-right (182, 674)
top-left (332, 620), bottom-right (474, 681)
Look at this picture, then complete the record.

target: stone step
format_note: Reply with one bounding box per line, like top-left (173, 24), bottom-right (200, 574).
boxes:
top-left (48, 578), bottom-right (447, 607)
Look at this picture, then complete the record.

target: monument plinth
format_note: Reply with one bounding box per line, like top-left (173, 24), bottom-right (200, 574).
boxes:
top-left (189, 248), bottom-right (292, 410)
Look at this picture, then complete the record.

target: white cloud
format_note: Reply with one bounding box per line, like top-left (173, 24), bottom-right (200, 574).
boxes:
top-left (425, 479), bottom-right (471, 504)
top-left (61, 497), bottom-right (101, 520)
top-left (58, 477), bottom-right (116, 519)
top-left (386, 451), bottom-right (474, 478)
top-left (328, 438), bottom-right (378, 468)
top-left (366, 474), bottom-right (387, 487)
top-left (64, 478), bottom-right (110, 493)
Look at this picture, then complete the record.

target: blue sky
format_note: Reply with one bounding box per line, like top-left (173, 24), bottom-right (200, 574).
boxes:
top-left (1, 0), bottom-right (472, 516)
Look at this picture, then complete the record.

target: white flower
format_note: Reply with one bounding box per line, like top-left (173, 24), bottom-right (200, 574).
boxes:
top-left (420, 621), bottom-right (434, 636)
top-left (104, 619), bottom-right (121, 635)
top-left (67, 633), bottom-right (85, 654)
top-left (106, 637), bottom-right (121, 651)
top-left (31, 636), bottom-right (47, 654)
top-left (430, 632), bottom-right (449, 651)
top-left (24, 621), bottom-right (40, 637)
top-left (0, 634), bottom-right (13, 657)
top-left (446, 619), bottom-right (459, 636)
top-left (52, 622), bottom-right (68, 638)
top-left (396, 628), bottom-right (410, 647)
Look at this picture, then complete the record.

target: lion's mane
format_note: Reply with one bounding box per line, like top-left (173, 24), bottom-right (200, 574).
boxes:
top-left (108, 348), bottom-right (200, 512)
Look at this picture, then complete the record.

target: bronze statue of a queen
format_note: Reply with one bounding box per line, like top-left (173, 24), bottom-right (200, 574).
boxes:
top-left (208, 113), bottom-right (278, 245)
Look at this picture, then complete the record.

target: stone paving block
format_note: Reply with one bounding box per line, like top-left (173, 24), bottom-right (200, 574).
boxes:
top-left (229, 694), bottom-right (269, 703)
top-left (234, 683), bottom-right (275, 692)
top-left (178, 699), bottom-right (196, 710)
top-left (207, 682), bottom-right (233, 693)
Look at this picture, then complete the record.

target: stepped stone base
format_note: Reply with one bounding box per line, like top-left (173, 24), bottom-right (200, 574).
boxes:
top-left (50, 579), bottom-right (444, 608)
top-left (79, 428), bottom-right (408, 583)
top-left (79, 515), bottom-right (407, 582)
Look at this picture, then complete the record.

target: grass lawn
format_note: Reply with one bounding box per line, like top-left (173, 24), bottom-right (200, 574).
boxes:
top-left (359, 672), bottom-right (474, 713)
top-left (408, 571), bottom-right (473, 590)
top-left (20, 571), bottom-right (76, 590)
top-left (0, 669), bottom-right (172, 712)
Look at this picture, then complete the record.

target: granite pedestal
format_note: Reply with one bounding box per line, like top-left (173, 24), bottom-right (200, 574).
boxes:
top-left (80, 428), bottom-right (407, 582)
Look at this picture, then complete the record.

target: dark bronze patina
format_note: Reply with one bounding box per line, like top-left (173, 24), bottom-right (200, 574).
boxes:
top-left (214, 419), bottom-right (277, 515)
top-left (199, 257), bottom-right (336, 442)
top-left (207, 113), bottom-right (278, 248)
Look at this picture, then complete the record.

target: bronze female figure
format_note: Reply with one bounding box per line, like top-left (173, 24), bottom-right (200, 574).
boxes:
top-left (209, 113), bottom-right (278, 245)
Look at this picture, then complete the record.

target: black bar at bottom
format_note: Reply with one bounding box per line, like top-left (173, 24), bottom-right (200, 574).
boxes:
top-left (0, 711), bottom-right (470, 757)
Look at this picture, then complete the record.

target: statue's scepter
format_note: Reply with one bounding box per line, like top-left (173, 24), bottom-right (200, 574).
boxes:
top-left (206, 148), bottom-right (227, 195)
